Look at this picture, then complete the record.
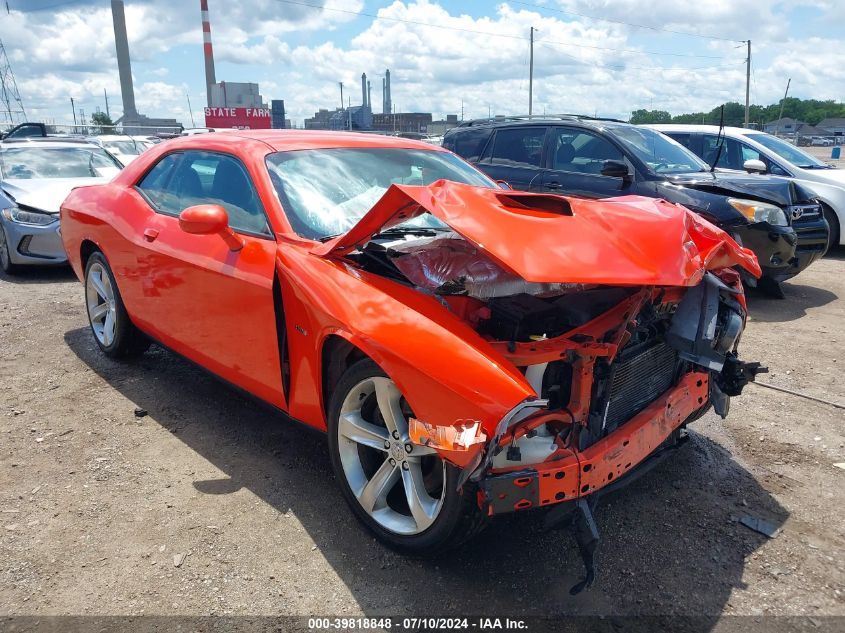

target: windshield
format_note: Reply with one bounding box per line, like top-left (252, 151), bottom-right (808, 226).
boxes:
top-left (745, 133), bottom-right (829, 168)
top-left (266, 147), bottom-right (495, 240)
top-left (103, 140), bottom-right (141, 155)
top-left (611, 126), bottom-right (709, 174)
top-left (0, 146), bottom-right (122, 179)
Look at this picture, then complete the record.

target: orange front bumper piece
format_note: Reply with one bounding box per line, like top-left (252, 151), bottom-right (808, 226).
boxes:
top-left (480, 371), bottom-right (710, 515)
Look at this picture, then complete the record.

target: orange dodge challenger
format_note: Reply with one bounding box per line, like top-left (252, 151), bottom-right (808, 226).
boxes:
top-left (60, 131), bottom-right (764, 593)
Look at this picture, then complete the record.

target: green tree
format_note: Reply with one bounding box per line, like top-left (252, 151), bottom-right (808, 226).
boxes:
top-left (90, 111), bottom-right (114, 134)
top-left (629, 109), bottom-right (673, 124)
top-left (631, 98), bottom-right (845, 129)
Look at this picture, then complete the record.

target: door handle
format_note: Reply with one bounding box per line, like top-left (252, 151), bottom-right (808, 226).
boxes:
top-left (546, 181), bottom-right (561, 189)
top-left (143, 228), bottom-right (159, 242)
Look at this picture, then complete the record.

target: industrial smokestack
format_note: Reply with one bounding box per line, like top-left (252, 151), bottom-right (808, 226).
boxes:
top-left (384, 68), bottom-right (392, 115)
top-left (367, 81), bottom-right (371, 113)
top-left (200, 0), bottom-right (217, 107)
top-left (361, 73), bottom-right (367, 108)
top-left (110, 0), bottom-right (137, 118)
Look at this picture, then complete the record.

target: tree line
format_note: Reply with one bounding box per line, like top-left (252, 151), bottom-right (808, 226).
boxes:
top-left (629, 98), bottom-right (845, 127)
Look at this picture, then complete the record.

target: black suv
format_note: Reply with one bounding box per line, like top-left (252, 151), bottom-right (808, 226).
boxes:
top-left (443, 116), bottom-right (828, 291)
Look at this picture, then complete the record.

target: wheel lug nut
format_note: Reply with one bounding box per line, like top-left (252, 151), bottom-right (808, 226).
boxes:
top-left (404, 443), bottom-right (413, 453)
top-left (391, 430), bottom-right (400, 440)
top-left (383, 440), bottom-right (391, 449)
top-left (402, 462), bottom-right (409, 470)
top-left (389, 458), bottom-right (396, 466)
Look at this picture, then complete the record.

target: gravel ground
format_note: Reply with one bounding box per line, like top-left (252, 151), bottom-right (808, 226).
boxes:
top-left (0, 250), bottom-right (843, 624)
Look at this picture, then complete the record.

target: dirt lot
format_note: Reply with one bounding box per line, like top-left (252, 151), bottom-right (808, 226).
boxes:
top-left (0, 250), bottom-right (843, 625)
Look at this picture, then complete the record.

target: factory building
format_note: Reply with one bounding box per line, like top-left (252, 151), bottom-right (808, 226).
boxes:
top-left (208, 82), bottom-right (267, 109)
top-left (372, 112), bottom-right (433, 134)
top-left (200, 0), bottom-right (270, 128)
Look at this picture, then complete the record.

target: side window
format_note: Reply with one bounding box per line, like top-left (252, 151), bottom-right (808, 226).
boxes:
top-left (489, 127), bottom-right (545, 168)
top-left (444, 128), bottom-right (492, 163)
top-left (551, 128), bottom-right (623, 174)
top-left (739, 143), bottom-right (763, 163)
top-left (137, 153), bottom-right (182, 212)
top-left (669, 133), bottom-right (692, 150)
top-left (137, 151), bottom-right (270, 236)
top-left (702, 135), bottom-right (744, 170)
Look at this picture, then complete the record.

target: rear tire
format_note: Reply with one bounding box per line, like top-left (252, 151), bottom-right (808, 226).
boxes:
top-left (84, 251), bottom-right (150, 358)
top-left (327, 358), bottom-right (487, 556)
top-left (0, 225), bottom-right (19, 274)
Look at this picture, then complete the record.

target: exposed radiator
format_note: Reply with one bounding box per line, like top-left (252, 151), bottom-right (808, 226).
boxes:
top-left (603, 342), bottom-right (678, 432)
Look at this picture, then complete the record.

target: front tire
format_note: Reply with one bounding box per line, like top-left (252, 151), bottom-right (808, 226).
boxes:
top-left (84, 251), bottom-right (150, 358)
top-left (0, 224), bottom-right (19, 274)
top-left (821, 204), bottom-right (840, 253)
top-left (327, 359), bottom-right (487, 556)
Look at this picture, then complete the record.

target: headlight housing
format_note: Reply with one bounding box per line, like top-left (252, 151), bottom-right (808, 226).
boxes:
top-left (1, 206), bottom-right (58, 226)
top-left (727, 198), bottom-right (788, 226)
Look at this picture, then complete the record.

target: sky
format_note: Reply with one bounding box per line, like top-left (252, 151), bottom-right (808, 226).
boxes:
top-left (2, 0), bottom-right (845, 128)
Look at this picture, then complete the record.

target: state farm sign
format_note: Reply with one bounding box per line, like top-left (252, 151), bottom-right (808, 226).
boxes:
top-left (204, 107), bottom-right (271, 129)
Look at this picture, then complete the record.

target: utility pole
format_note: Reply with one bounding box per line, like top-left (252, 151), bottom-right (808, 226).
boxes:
top-left (70, 97), bottom-right (77, 127)
top-left (460, 99), bottom-right (464, 121)
top-left (104, 88), bottom-right (110, 119)
top-left (776, 78), bottom-right (791, 137)
top-left (528, 26), bottom-right (535, 117)
top-left (744, 39), bottom-right (751, 128)
top-left (186, 93), bottom-right (195, 127)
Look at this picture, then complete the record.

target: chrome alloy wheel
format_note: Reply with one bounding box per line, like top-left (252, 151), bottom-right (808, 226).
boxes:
top-left (337, 376), bottom-right (446, 535)
top-left (86, 261), bottom-right (117, 346)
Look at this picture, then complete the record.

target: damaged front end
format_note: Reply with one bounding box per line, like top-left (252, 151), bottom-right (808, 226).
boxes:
top-left (317, 180), bottom-right (765, 592)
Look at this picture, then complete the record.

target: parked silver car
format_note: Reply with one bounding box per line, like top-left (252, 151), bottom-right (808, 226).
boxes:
top-left (0, 139), bottom-right (121, 273)
top-left (652, 125), bottom-right (845, 249)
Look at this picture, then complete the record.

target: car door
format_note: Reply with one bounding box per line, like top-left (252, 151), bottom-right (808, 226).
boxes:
top-left (476, 126), bottom-right (547, 190)
top-left (129, 149), bottom-right (286, 409)
top-left (539, 127), bottom-right (630, 198)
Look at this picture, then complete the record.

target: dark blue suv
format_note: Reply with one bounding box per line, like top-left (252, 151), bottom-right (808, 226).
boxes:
top-left (443, 116), bottom-right (828, 292)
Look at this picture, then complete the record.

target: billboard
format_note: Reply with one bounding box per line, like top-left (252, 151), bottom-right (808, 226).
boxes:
top-left (204, 107), bottom-right (271, 129)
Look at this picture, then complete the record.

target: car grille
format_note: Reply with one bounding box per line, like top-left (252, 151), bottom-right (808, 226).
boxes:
top-left (789, 203), bottom-right (821, 223)
top-left (603, 342), bottom-right (678, 432)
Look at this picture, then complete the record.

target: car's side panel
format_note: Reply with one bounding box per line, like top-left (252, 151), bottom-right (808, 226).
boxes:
top-left (62, 182), bottom-right (286, 410)
top-left (274, 240), bottom-right (535, 437)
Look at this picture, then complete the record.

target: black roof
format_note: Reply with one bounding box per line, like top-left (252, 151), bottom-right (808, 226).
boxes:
top-left (453, 114), bottom-right (627, 130)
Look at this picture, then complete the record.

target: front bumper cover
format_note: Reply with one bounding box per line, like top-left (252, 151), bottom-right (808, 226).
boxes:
top-left (733, 222), bottom-right (798, 283)
top-left (479, 371), bottom-right (709, 516)
top-left (1, 217), bottom-right (67, 265)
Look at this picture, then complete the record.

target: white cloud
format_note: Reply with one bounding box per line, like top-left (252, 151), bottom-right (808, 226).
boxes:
top-left (2, 0), bottom-right (844, 127)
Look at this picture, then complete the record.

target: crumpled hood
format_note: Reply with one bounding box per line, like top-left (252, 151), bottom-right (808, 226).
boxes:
top-left (1, 178), bottom-right (108, 214)
top-left (313, 180), bottom-right (762, 285)
top-left (665, 171), bottom-right (795, 206)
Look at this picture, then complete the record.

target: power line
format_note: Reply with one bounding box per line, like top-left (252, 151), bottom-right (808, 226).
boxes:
top-left (508, 0), bottom-right (743, 43)
top-left (273, 0), bottom-right (726, 59)
top-left (536, 42), bottom-right (743, 73)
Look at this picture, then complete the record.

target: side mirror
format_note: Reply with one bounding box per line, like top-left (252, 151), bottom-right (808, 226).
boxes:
top-left (601, 160), bottom-right (631, 180)
top-left (496, 180), bottom-right (512, 190)
top-left (179, 204), bottom-right (243, 251)
top-left (743, 159), bottom-right (767, 174)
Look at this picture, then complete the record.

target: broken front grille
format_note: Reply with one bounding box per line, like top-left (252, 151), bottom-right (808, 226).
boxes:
top-left (603, 342), bottom-right (678, 433)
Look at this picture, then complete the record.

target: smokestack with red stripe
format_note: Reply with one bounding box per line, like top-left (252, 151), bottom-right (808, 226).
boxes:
top-left (201, 0), bottom-right (217, 106)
